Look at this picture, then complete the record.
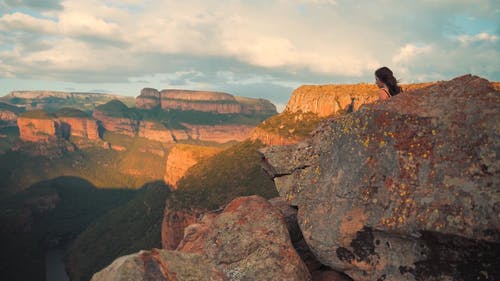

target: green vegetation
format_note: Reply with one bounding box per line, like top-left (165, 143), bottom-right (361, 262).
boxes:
top-left (171, 140), bottom-right (278, 210)
top-left (0, 176), bottom-right (137, 281)
top-left (56, 107), bottom-right (90, 118)
top-left (19, 109), bottom-right (55, 119)
top-left (66, 182), bottom-right (170, 281)
top-left (0, 126), bottom-right (19, 153)
top-left (0, 102), bottom-right (24, 114)
top-left (257, 110), bottom-right (323, 138)
top-left (95, 100), bottom-right (137, 119)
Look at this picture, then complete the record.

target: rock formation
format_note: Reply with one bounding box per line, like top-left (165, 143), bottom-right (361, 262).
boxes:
top-left (135, 88), bottom-right (278, 116)
top-left (164, 144), bottom-right (222, 189)
top-left (17, 109), bottom-right (100, 143)
top-left (92, 109), bottom-right (138, 137)
top-left (0, 102), bottom-right (22, 127)
top-left (17, 113), bottom-right (59, 142)
top-left (285, 83), bottom-right (437, 118)
top-left (261, 75), bottom-right (499, 281)
top-left (161, 206), bottom-right (204, 250)
top-left (180, 123), bottom-right (254, 143)
top-left (250, 126), bottom-right (302, 146)
top-left (92, 196), bottom-right (311, 281)
top-left (135, 88), bottom-right (160, 109)
top-left (59, 117), bottom-right (99, 140)
top-left (137, 121), bottom-right (174, 142)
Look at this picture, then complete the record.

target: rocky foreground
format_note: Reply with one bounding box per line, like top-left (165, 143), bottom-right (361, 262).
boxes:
top-left (262, 75), bottom-right (499, 281)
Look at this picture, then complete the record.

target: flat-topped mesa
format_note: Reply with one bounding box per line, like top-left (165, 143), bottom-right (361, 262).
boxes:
top-left (17, 110), bottom-right (59, 142)
top-left (135, 88), bottom-right (160, 109)
top-left (160, 89), bottom-right (241, 114)
top-left (17, 108), bottom-right (100, 143)
top-left (135, 88), bottom-right (278, 116)
top-left (285, 82), bottom-right (437, 117)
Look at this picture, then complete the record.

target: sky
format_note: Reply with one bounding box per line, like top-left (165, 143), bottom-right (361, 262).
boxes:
top-left (0, 0), bottom-right (499, 110)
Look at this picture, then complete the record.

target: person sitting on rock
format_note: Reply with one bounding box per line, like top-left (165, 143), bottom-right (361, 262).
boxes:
top-left (375, 66), bottom-right (402, 100)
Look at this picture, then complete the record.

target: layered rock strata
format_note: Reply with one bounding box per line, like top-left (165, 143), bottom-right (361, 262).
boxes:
top-left (92, 196), bottom-right (311, 281)
top-left (261, 75), bottom-right (500, 281)
top-left (17, 116), bottom-right (59, 142)
top-left (92, 110), bottom-right (138, 137)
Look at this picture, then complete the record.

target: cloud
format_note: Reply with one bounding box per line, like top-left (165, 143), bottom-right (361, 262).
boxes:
top-left (0, 0), bottom-right (499, 106)
top-left (392, 44), bottom-right (433, 64)
top-left (457, 32), bottom-right (498, 45)
top-left (1, 0), bottom-right (62, 11)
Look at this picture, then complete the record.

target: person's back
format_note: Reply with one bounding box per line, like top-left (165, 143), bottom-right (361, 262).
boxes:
top-left (375, 66), bottom-right (401, 101)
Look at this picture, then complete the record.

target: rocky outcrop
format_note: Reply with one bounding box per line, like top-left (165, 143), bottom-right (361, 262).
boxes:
top-left (0, 102), bottom-right (21, 126)
top-left (161, 207), bottom-right (204, 250)
top-left (285, 84), bottom-right (379, 117)
top-left (235, 96), bottom-right (278, 115)
top-left (59, 117), bottom-right (99, 140)
top-left (17, 116), bottom-right (59, 142)
top-left (93, 196), bottom-right (311, 281)
top-left (181, 123), bottom-right (254, 143)
top-left (250, 127), bottom-right (301, 146)
top-left (285, 83), bottom-right (439, 118)
top-left (135, 88), bottom-right (278, 116)
top-left (92, 110), bottom-right (138, 137)
top-left (164, 144), bottom-right (222, 188)
top-left (261, 75), bottom-right (499, 281)
top-left (161, 90), bottom-right (241, 114)
top-left (137, 121), bottom-right (174, 142)
top-left (135, 88), bottom-right (160, 109)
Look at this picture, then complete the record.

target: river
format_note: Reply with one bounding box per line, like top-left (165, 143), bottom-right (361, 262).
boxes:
top-left (45, 248), bottom-right (70, 281)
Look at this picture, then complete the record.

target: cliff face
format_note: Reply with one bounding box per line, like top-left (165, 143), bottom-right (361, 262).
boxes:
top-left (285, 83), bottom-right (438, 118)
top-left (261, 75), bottom-right (499, 281)
top-left (137, 121), bottom-right (174, 142)
top-left (0, 110), bottom-right (18, 126)
top-left (93, 196), bottom-right (311, 281)
top-left (135, 88), bottom-right (160, 109)
top-left (59, 117), bottom-right (99, 140)
top-left (135, 88), bottom-right (278, 116)
top-left (250, 127), bottom-right (301, 146)
top-left (164, 144), bottom-right (222, 188)
top-left (181, 123), bottom-right (254, 143)
top-left (92, 110), bottom-right (138, 137)
top-left (17, 117), bottom-right (58, 142)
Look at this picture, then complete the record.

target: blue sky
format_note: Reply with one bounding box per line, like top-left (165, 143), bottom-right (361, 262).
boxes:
top-left (0, 0), bottom-right (499, 110)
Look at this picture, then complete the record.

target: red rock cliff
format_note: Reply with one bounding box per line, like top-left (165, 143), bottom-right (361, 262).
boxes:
top-left (17, 116), bottom-right (58, 142)
top-left (180, 123), bottom-right (254, 143)
top-left (164, 144), bottom-right (222, 189)
top-left (59, 117), bottom-right (99, 140)
top-left (92, 110), bottom-right (138, 137)
top-left (135, 88), bottom-right (160, 109)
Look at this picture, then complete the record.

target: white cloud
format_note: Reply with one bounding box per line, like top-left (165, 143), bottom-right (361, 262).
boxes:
top-left (457, 32), bottom-right (498, 45)
top-left (392, 44), bottom-right (433, 64)
top-left (0, 12), bottom-right (57, 33)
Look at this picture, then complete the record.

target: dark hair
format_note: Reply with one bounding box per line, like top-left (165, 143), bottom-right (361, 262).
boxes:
top-left (375, 67), bottom-right (401, 96)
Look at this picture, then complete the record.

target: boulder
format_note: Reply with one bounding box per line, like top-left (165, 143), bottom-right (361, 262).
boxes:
top-left (93, 196), bottom-right (311, 281)
top-left (261, 75), bottom-right (500, 281)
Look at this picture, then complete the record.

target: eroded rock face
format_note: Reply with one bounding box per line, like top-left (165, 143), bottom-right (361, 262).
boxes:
top-left (135, 88), bottom-right (160, 109)
top-left (0, 110), bottom-right (18, 126)
top-left (137, 121), bottom-right (174, 143)
top-left (250, 127), bottom-right (302, 146)
top-left (181, 123), bottom-right (254, 143)
top-left (59, 117), bottom-right (99, 140)
top-left (17, 117), bottom-right (59, 142)
top-left (164, 144), bottom-right (221, 189)
top-left (160, 89), bottom-right (242, 114)
top-left (285, 83), bottom-right (437, 118)
top-left (93, 196), bottom-right (311, 281)
top-left (261, 75), bottom-right (500, 281)
top-left (92, 110), bottom-right (138, 137)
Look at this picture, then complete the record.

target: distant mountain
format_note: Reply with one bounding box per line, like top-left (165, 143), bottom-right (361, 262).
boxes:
top-left (0, 91), bottom-right (136, 112)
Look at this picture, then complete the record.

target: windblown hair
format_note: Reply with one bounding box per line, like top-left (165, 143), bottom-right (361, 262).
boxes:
top-left (375, 67), bottom-right (401, 96)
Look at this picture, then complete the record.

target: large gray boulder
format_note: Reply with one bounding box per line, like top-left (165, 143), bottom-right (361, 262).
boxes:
top-left (92, 195), bottom-right (311, 281)
top-left (261, 75), bottom-right (499, 281)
